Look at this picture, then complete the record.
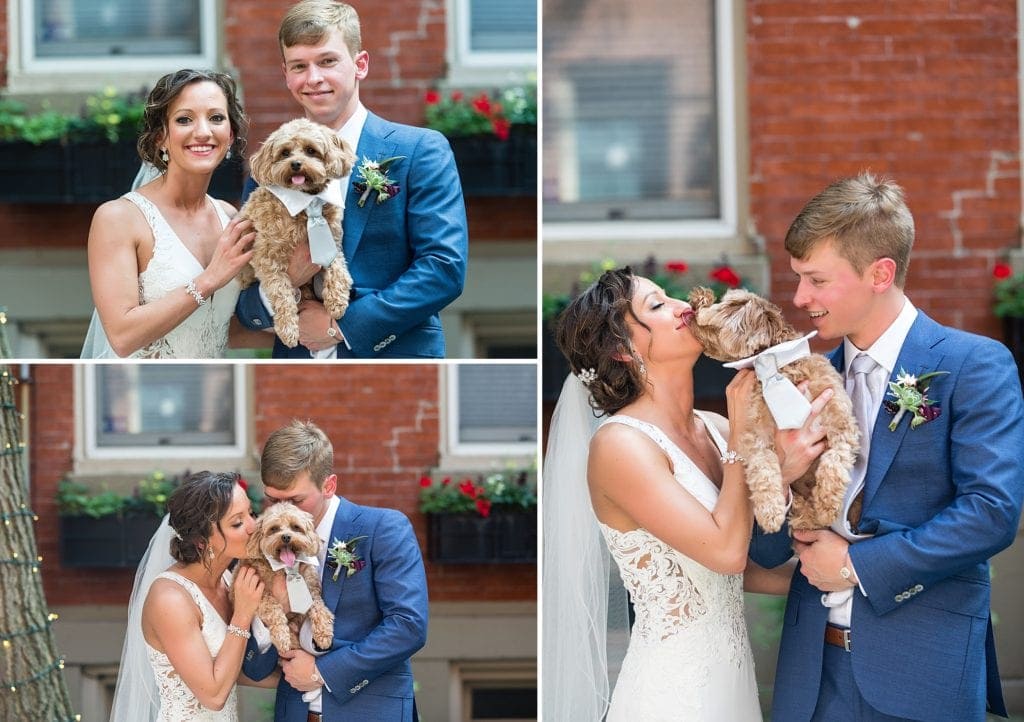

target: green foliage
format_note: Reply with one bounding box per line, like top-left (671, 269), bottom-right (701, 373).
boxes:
top-left (542, 255), bottom-right (753, 322)
top-left (0, 86), bottom-right (146, 145)
top-left (993, 273), bottom-right (1024, 318)
top-left (418, 464), bottom-right (537, 516)
top-left (56, 471), bottom-right (181, 518)
top-left (423, 82), bottom-right (536, 139)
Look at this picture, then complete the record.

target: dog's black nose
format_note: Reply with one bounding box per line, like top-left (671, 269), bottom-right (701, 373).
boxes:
top-left (290, 160), bottom-right (302, 172)
top-left (282, 534), bottom-right (291, 543)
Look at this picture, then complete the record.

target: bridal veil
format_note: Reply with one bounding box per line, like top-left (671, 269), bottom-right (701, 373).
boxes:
top-left (542, 374), bottom-right (630, 721)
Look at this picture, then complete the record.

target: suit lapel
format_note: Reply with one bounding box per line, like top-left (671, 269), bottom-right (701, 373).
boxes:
top-left (343, 112), bottom-right (398, 259)
top-left (321, 496), bottom-right (366, 612)
top-left (861, 312), bottom-right (948, 509)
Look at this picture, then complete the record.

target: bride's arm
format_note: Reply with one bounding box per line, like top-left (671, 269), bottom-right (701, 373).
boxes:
top-left (88, 199), bottom-right (255, 357)
top-left (238, 670), bottom-right (281, 688)
top-left (142, 567), bottom-right (263, 711)
top-left (743, 557), bottom-right (797, 594)
top-left (589, 372), bottom-right (759, 575)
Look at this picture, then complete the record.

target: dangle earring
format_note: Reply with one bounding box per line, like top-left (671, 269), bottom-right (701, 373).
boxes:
top-left (225, 148), bottom-right (232, 160)
top-left (208, 544), bottom-right (215, 560)
top-left (160, 148), bottom-right (169, 164)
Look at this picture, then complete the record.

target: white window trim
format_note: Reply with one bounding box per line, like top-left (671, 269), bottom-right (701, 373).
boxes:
top-left (444, 0), bottom-right (537, 88)
top-left (6, 0), bottom-right (218, 94)
top-left (543, 0), bottom-right (738, 243)
top-left (439, 365), bottom-right (537, 470)
top-left (77, 364), bottom-right (248, 462)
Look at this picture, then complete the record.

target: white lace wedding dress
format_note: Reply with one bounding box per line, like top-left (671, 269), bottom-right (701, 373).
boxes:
top-left (80, 191), bottom-right (239, 358)
top-left (144, 571), bottom-right (238, 721)
top-left (599, 412), bottom-right (762, 722)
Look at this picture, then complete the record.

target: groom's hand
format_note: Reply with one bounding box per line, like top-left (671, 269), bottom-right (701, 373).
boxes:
top-left (287, 239), bottom-right (321, 287)
top-left (279, 649), bottom-right (323, 692)
top-left (792, 529), bottom-right (854, 592)
top-left (297, 301), bottom-right (342, 351)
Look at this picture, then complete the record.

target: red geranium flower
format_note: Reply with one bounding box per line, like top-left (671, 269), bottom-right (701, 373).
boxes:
top-left (424, 89), bottom-right (440, 105)
top-left (451, 90), bottom-right (463, 102)
top-left (441, 476), bottom-right (451, 486)
top-left (419, 475), bottom-right (432, 488)
top-left (665, 261), bottom-right (689, 273)
top-left (475, 498), bottom-right (492, 517)
top-left (994, 262), bottom-right (1013, 279)
top-left (458, 479), bottom-right (477, 498)
top-left (472, 92), bottom-right (492, 116)
top-left (710, 266), bottom-right (742, 288)
top-left (492, 117), bottom-right (511, 141)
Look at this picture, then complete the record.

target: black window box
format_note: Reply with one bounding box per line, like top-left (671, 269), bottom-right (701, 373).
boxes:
top-left (447, 126), bottom-right (536, 197)
top-left (59, 514), bottom-right (162, 568)
top-left (427, 510), bottom-right (537, 564)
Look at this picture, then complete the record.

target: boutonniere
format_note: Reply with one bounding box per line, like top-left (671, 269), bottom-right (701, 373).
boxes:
top-left (327, 535), bottom-right (367, 581)
top-left (883, 367), bottom-right (950, 431)
top-left (354, 156), bottom-right (405, 207)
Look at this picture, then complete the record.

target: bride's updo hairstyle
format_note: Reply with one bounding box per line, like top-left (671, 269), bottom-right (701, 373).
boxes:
top-left (137, 69), bottom-right (249, 172)
top-left (555, 266), bottom-right (649, 415)
top-left (166, 471), bottom-right (241, 566)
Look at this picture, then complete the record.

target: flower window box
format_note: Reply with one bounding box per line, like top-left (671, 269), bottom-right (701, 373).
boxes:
top-left (58, 514), bottom-right (162, 568)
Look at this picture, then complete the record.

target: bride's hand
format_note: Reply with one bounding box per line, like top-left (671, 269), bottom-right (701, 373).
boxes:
top-left (724, 369), bottom-right (757, 444)
top-left (231, 565), bottom-right (264, 625)
top-left (196, 216), bottom-right (256, 295)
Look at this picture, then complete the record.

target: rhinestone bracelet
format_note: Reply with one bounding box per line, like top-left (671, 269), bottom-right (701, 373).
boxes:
top-left (185, 279), bottom-right (208, 307)
top-left (226, 624), bottom-right (251, 640)
top-left (720, 450), bottom-right (746, 465)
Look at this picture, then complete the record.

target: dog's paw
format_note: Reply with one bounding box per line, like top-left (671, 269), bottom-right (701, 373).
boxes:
top-left (755, 503), bottom-right (786, 533)
top-left (276, 320), bottom-right (300, 348)
top-left (323, 294), bottom-right (349, 320)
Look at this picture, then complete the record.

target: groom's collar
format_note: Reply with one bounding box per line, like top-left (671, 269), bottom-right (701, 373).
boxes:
top-left (842, 298), bottom-right (917, 377)
top-left (316, 495), bottom-right (342, 546)
top-left (337, 102), bottom-right (368, 153)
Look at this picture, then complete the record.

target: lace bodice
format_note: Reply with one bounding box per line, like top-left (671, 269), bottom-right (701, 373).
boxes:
top-left (598, 413), bottom-right (760, 721)
top-left (124, 191), bottom-right (239, 358)
top-left (145, 572), bottom-right (238, 722)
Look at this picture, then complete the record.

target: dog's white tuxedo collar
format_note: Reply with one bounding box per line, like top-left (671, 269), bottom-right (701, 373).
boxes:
top-left (723, 331), bottom-right (818, 430)
top-left (264, 551), bottom-right (320, 572)
top-left (265, 177), bottom-right (348, 217)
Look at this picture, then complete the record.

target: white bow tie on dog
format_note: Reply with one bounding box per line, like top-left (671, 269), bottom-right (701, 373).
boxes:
top-left (265, 178), bottom-right (347, 267)
top-left (264, 551), bottom-right (320, 614)
top-left (723, 331), bottom-right (818, 429)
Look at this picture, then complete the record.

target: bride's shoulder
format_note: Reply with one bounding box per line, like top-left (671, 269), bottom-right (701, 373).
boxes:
top-left (144, 574), bottom-right (201, 619)
top-left (89, 196), bottom-right (148, 239)
top-left (590, 417), bottom-right (666, 465)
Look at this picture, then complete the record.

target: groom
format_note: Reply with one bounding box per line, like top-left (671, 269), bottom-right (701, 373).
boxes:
top-left (242, 419), bottom-right (428, 721)
top-left (235, 0), bottom-right (468, 358)
top-left (751, 172), bottom-right (1024, 721)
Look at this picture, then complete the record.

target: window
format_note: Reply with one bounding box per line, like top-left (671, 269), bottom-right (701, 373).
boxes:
top-left (543, 0), bottom-right (737, 240)
top-left (445, 364), bottom-right (536, 460)
top-left (447, 0), bottom-right (537, 83)
top-left (82, 365), bottom-right (246, 460)
top-left (457, 661), bottom-right (537, 722)
top-left (18, 0), bottom-right (216, 76)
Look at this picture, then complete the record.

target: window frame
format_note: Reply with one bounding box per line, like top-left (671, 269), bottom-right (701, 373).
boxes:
top-left (440, 365), bottom-right (537, 468)
top-left (542, 0), bottom-right (738, 243)
top-left (79, 364), bottom-right (248, 462)
top-left (8, 0), bottom-right (218, 92)
top-left (444, 0), bottom-right (537, 87)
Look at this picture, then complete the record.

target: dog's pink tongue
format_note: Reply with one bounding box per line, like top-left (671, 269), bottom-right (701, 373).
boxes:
top-left (279, 548), bottom-right (296, 567)
top-left (291, 175), bottom-right (306, 186)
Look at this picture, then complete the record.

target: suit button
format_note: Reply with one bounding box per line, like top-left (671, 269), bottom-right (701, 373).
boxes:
top-left (388, 334), bottom-right (396, 341)
top-left (914, 584), bottom-right (923, 592)
top-left (895, 593), bottom-right (904, 602)
top-left (253, 318), bottom-right (262, 327)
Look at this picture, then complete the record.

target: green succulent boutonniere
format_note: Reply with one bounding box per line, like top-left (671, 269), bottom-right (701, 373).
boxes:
top-left (354, 156), bottom-right (405, 207)
top-left (883, 368), bottom-right (949, 431)
top-left (327, 535), bottom-right (368, 581)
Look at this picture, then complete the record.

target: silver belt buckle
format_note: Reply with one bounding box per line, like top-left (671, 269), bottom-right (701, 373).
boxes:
top-left (841, 628), bottom-right (852, 652)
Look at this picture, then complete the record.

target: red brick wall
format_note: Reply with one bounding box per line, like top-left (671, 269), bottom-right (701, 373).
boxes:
top-left (26, 364), bottom-right (533, 606)
top-left (0, 1), bottom-right (530, 254)
top-left (747, 0), bottom-right (1020, 340)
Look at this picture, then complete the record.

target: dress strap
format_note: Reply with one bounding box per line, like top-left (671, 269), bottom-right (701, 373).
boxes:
top-left (599, 415), bottom-right (690, 474)
top-left (208, 196), bottom-right (231, 230)
top-left (122, 191), bottom-right (163, 237)
top-left (156, 571), bottom-right (206, 610)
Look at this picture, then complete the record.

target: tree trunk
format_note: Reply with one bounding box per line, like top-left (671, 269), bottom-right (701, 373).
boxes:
top-left (0, 363), bottom-right (78, 721)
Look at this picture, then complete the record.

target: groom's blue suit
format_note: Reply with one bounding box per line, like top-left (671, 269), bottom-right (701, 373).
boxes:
top-left (236, 112), bottom-right (468, 358)
top-left (243, 496), bottom-right (429, 721)
top-left (751, 311), bottom-right (1024, 722)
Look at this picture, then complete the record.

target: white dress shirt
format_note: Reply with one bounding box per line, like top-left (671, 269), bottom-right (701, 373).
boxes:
top-left (822, 298), bottom-right (918, 627)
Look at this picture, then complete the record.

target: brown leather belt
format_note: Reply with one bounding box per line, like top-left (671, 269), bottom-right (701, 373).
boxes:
top-left (825, 624), bottom-right (852, 652)
top-left (307, 713), bottom-right (322, 722)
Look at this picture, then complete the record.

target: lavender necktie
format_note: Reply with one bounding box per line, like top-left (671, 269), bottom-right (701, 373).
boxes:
top-left (845, 353), bottom-right (879, 529)
top-left (306, 197), bottom-right (338, 267)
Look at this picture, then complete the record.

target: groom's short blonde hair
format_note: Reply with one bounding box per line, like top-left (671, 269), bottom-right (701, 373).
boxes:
top-left (261, 419), bottom-right (334, 491)
top-left (279, 1), bottom-right (362, 58)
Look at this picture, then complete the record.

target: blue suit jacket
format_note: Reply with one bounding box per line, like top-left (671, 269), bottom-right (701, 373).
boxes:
top-left (236, 112), bottom-right (468, 358)
top-left (242, 497), bottom-right (429, 721)
top-left (751, 311), bottom-right (1024, 722)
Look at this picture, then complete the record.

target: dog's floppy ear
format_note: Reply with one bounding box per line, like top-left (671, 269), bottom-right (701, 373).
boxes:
top-left (248, 135), bottom-right (277, 186)
top-left (326, 132), bottom-right (356, 179)
top-left (245, 514), bottom-right (264, 559)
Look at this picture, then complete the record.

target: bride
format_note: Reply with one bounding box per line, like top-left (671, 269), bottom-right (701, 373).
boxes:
top-left (82, 69), bottom-right (258, 359)
top-left (110, 471), bottom-right (269, 721)
top-left (543, 267), bottom-right (828, 721)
